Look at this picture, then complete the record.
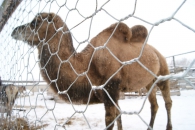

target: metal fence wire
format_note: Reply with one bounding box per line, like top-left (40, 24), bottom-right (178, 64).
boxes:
top-left (0, 0), bottom-right (195, 130)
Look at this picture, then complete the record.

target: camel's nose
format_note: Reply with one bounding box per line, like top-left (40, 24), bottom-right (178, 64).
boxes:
top-left (11, 28), bottom-right (17, 38)
top-left (11, 26), bottom-right (21, 39)
top-left (11, 24), bottom-right (27, 39)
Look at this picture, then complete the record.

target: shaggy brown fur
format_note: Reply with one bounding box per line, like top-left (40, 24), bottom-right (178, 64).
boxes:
top-left (130, 25), bottom-right (148, 43)
top-left (11, 13), bottom-right (172, 130)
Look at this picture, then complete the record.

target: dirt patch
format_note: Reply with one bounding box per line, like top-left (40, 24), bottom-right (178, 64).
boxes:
top-left (0, 117), bottom-right (48, 130)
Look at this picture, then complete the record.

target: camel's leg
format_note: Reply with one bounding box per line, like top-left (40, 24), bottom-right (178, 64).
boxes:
top-left (116, 102), bottom-right (122, 130)
top-left (146, 83), bottom-right (159, 130)
top-left (103, 80), bottom-right (121, 130)
top-left (158, 80), bottom-right (172, 130)
top-left (104, 104), bottom-right (116, 130)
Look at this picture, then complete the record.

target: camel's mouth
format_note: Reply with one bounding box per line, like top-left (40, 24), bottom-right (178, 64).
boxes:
top-left (11, 23), bottom-right (33, 41)
top-left (11, 33), bottom-right (33, 44)
top-left (11, 27), bottom-right (36, 44)
top-left (11, 32), bottom-right (26, 41)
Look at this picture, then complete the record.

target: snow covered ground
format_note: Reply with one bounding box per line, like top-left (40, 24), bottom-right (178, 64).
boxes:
top-left (14, 89), bottom-right (195, 130)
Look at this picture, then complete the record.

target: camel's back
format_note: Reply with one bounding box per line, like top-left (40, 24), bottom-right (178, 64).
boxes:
top-left (117, 43), bottom-right (160, 91)
top-left (147, 44), bottom-right (169, 76)
top-left (90, 32), bottom-right (160, 91)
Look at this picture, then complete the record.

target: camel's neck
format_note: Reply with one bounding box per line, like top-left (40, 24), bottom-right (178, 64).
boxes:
top-left (36, 31), bottom-right (98, 104)
top-left (37, 29), bottom-right (74, 59)
top-left (37, 29), bottom-right (95, 83)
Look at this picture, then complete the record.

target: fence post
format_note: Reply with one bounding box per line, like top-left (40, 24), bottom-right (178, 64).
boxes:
top-left (173, 56), bottom-right (176, 73)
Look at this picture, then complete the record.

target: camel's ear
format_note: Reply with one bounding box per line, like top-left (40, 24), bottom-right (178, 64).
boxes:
top-left (48, 13), bottom-right (64, 29)
top-left (130, 25), bottom-right (148, 42)
top-left (48, 13), bottom-right (56, 22)
top-left (108, 22), bottom-right (132, 43)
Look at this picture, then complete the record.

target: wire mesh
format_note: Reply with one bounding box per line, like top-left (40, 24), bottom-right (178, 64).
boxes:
top-left (0, 0), bottom-right (195, 130)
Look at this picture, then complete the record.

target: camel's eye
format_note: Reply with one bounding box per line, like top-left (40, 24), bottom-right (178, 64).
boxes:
top-left (31, 21), bottom-right (36, 27)
top-left (31, 20), bottom-right (40, 28)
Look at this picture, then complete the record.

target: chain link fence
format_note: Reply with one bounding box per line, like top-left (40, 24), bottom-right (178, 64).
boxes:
top-left (0, 0), bottom-right (195, 129)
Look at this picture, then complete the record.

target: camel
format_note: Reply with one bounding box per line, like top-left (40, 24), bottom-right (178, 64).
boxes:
top-left (11, 13), bottom-right (172, 130)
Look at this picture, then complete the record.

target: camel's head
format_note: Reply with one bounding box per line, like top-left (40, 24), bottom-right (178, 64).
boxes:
top-left (11, 13), bottom-right (64, 46)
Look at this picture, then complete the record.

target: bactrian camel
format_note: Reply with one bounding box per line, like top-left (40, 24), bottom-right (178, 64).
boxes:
top-left (11, 13), bottom-right (172, 130)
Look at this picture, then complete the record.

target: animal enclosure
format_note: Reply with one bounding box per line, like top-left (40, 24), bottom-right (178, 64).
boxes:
top-left (0, 0), bottom-right (195, 130)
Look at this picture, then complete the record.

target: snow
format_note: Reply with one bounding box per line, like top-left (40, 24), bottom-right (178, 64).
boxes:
top-left (14, 89), bottom-right (195, 130)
